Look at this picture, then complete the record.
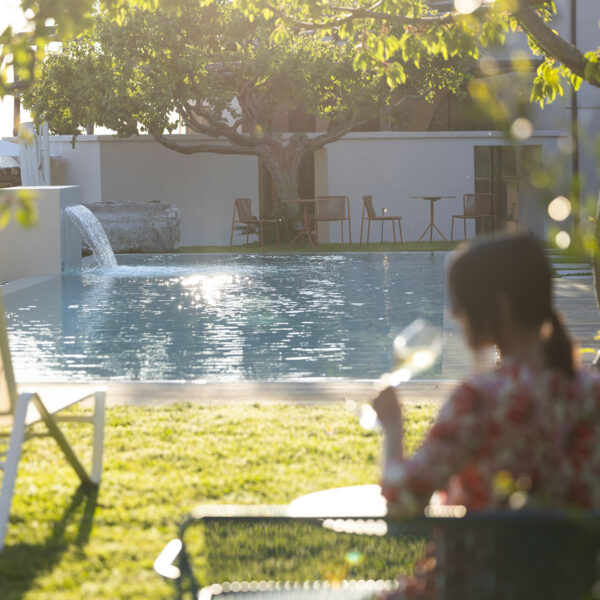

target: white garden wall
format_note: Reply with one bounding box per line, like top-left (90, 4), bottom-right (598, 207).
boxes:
top-left (320, 131), bottom-right (559, 243)
top-left (0, 185), bottom-right (82, 282)
top-left (45, 131), bottom-right (563, 247)
top-left (50, 135), bottom-right (259, 247)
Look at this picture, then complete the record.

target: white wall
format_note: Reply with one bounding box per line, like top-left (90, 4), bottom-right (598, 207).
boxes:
top-left (50, 139), bottom-right (102, 204)
top-left (322, 131), bottom-right (559, 243)
top-left (49, 135), bottom-right (259, 247)
top-left (44, 131), bottom-right (566, 247)
top-left (98, 137), bottom-right (258, 247)
top-left (0, 185), bottom-right (82, 282)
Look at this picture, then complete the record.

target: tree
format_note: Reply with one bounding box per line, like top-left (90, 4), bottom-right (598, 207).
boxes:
top-left (238, 1), bottom-right (597, 103)
top-left (23, 3), bottom-right (471, 211)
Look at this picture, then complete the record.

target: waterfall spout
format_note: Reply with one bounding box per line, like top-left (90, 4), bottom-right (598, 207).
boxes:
top-left (65, 205), bottom-right (118, 268)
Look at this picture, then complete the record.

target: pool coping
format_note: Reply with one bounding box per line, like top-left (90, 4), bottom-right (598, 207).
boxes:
top-left (19, 379), bottom-right (460, 406)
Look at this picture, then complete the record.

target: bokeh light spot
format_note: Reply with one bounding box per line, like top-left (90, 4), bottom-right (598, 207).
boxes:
top-left (508, 491), bottom-right (528, 510)
top-left (510, 118), bottom-right (533, 141)
top-left (557, 135), bottom-right (576, 154)
top-left (345, 551), bottom-right (365, 566)
top-left (480, 55), bottom-right (500, 76)
top-left (555, 231), bottom-right (571, 250)
top-left (454, 0), bottom-right (482, 14)
top-left (548, 196), bottom-right (572, 222)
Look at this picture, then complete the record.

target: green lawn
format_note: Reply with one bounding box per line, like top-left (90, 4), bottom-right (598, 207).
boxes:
top-left (0, 402), bottom-right (438, 600)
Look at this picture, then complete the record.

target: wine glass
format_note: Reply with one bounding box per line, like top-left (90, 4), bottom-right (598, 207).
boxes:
top-left (349, 319), bottom-right (442, 430)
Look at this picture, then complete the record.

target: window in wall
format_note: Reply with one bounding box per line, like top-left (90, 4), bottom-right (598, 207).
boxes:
top-left (430, 93), bottom-right (499, 131)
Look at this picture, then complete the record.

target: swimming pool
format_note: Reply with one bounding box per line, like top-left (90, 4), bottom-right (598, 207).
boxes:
top-left (3, 253), bottom-right (447, 382)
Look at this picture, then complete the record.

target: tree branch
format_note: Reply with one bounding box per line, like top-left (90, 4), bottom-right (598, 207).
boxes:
top-left (152, 131), bottom-right (262, 156)
top-left (270, 0), bottom-right (550, 32)
top-left (273, 4), bottom-right (455, 31)
top-left (306, 93), bottom-right (417, 150)
top-left (306, 116), bottom-right (359, 150)
top-left (513, 5), bottom-right (600, 87)
top-left (180, 101), bottom-right (262, 147)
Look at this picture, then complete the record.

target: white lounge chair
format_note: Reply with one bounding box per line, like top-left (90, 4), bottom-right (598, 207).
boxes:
top-left (0, 293), bottom-right (105, 551)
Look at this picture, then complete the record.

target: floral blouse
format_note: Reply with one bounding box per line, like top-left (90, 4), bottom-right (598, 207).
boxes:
top-left (382, 360), bottom-right (600, 513)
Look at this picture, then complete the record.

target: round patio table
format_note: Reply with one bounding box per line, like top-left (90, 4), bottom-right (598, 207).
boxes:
top-left (409, 195), bottom-right (456, 243)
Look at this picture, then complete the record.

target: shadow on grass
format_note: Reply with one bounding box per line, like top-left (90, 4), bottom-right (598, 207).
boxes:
top-left (0, 485), bottom-right (98, 600)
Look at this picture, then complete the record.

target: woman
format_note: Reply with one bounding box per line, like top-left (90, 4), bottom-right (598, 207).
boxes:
top-left (373, 233), bottom-right (600, 514)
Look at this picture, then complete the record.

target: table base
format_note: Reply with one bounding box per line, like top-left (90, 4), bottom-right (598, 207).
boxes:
top-left (418, 222), bottom-right (447, 242)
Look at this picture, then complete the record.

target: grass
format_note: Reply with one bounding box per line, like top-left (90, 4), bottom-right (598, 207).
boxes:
top-left (0, 402), bottom-right (438, 600)
top-left (176, 241), bottom-right (459, 253)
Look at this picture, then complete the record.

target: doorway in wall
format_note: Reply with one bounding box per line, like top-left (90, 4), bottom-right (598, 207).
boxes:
top-left (474, 145), bottom-right (541, 231)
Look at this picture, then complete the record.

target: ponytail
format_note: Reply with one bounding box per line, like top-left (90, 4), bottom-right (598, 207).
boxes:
top-left (542, 312), bottom-right (575, 378)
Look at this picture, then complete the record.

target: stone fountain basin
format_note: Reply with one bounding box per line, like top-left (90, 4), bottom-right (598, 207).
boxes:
top-left (84, 201), bottom-right (180, 253)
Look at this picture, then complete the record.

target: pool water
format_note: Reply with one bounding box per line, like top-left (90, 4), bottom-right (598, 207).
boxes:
top-left (3, 253), bottom-right (447, 382)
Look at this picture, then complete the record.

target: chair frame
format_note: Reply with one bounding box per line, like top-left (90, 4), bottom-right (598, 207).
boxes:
top-left (451, 193), bottom-right (496, 241)
top-left (0, 294), bottom-right (105, 551)
top-left (230, 198), bottom-right (280, 250)
top-left (505, 189), bottom-right (519, 232)
top-left (360, 195), bottom-right (403, 245)
top-left (310, 196), bottom-right (352, 246)
top-left (155, 504), bottom-right (600, 599)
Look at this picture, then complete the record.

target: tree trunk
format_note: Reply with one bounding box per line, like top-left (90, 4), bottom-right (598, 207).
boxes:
top-left (259, 134), bottom-right (308, 214)
top-left (269, 165), bottom-right (301, 207)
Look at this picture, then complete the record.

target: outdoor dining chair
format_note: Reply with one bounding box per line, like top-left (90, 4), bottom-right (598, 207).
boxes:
top-left (451, 193), bottom-right (496, 241)
top-left (360, 195), bottom-right (403, 244)
top-left (310, 196), bottom-right (351, 246)
top-left (0, 293), bottom-right (105, 551)
top-left (230, 198), bottom-right (280, 249)
top-left (154, 504), bottom-right (600, 600)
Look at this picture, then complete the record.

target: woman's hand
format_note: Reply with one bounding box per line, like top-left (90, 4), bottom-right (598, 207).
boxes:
top-left (372, 386), bottom-right (402, 428)
top-left (372, 386), bottom-right (404, 462)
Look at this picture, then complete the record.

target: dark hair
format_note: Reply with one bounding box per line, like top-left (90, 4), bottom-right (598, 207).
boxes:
top-left (448, 233), bottom-right (575, 377)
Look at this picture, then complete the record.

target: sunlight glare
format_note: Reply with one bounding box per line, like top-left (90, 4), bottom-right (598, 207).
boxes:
top-left (180, 273), bottom-right (233, 306)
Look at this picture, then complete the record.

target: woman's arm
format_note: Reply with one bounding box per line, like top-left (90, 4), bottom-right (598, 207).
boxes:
top-left (373, 382), bottom-right (484, 515)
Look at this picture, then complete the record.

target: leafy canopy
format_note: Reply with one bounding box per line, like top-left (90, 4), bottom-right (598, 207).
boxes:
top-left (231, 0), bottom-right (595, 108)
top-left (24, 2), bottom-right (472, 141)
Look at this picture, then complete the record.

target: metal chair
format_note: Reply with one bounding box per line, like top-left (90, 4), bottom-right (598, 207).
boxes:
top-left (154, 504), bottom-right (600, 600)
top-left (230, 198), bottom-right (280, 250)
top-left (451, 193), bottom-right (496, 241)
top-left (310, 196), bottom-right (351, 246)
top-left (360, 195), bottom-right (403, 244)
